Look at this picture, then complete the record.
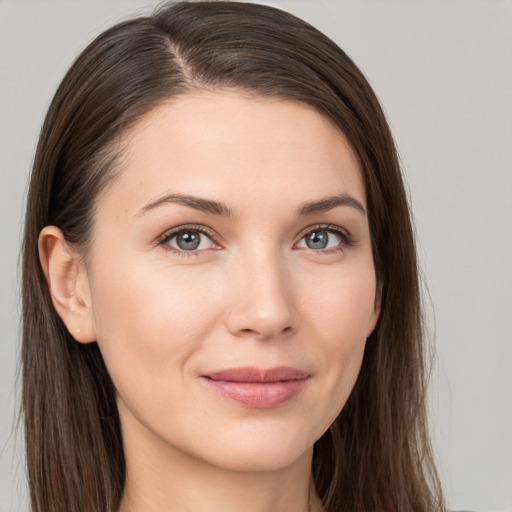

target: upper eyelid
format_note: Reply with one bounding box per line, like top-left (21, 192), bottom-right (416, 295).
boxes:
top-left (158, 226), bottom-right (221, 257)
top-left (294, 224), bottom-right (356, 252)
top-left (295, 223), bottom-right (351, 240)
top-left (158, 224), bottom-right (218, 244)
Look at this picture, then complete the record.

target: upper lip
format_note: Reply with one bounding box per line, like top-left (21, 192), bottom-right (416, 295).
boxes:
top-left (204, 366), bottom-right (310, 383)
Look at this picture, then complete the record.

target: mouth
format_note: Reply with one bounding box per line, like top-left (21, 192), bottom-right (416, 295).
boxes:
top-left (201, 366), bottom-right (310, 408)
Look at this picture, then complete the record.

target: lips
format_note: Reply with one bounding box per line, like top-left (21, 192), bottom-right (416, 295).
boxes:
top-left (202, 366), bottom-right (310, 408)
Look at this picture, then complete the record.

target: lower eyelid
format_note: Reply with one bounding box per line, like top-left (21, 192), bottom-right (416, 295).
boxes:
top-left (157, 227), bottom-right (220, 254)
top-left (296, 226), bottom-right (353, 246)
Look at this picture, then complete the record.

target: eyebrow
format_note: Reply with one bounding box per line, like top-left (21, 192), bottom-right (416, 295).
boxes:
top-left (138, 193), bottom-right (236, 217)
top-left (137, 192), bottom-right (366, 218)
top-left (299, 193), bottom-right (366, 216)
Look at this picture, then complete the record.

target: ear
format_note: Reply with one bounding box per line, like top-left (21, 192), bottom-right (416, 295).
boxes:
top-left (38, 226), bottom-right (96, 343)
top-left (366, 278), bottom-right (383, 338)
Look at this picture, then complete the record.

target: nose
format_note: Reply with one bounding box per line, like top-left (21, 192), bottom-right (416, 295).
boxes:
top-left (223, 248), bottom-right (296, 340)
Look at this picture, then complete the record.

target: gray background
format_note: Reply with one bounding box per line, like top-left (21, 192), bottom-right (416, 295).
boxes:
top-left (1, 1), bottom-right (511, 511)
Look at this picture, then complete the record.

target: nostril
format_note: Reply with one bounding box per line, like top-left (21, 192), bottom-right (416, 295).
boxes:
top-left (237, 325), bottom-right (293, 339)
top-left (224, 284), bottom-right (296, 339)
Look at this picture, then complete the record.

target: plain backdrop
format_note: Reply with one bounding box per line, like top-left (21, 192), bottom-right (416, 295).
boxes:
top-left (1, 1), bottom-right (511, 511)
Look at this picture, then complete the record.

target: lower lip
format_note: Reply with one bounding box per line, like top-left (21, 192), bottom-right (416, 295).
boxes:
top-left (203, 378), bottom-right (308, 408)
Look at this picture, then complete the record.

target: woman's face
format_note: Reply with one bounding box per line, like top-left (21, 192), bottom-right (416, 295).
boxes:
top-left (83, 92), bottom-right (379, 472)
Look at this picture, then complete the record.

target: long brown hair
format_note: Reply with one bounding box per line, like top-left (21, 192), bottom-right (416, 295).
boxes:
top-left (22, 2), bottom-right (444, 511)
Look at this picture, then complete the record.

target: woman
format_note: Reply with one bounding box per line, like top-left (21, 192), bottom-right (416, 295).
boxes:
top-left (22, 1), bottom-right (445, 511)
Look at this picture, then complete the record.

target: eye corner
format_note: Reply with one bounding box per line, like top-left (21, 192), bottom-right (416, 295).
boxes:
top-left (294, 224), bottom-right (355, 253)
top-left (157, 224), bottom-right (223, 256)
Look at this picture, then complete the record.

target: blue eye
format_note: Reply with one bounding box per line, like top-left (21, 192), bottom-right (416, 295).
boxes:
top-left (296, 227), bottom-right (350, 251)
top-left (163, 228), bottom-right (216, 252)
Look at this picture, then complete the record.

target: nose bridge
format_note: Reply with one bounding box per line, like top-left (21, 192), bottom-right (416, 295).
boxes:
top-left (225, 241), bottom-right (295, 339)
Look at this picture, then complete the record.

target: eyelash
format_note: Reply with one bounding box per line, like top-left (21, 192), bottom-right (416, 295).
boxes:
top-left (158, 223), bottom-right (355, 257)
top-left (296, 224), bottom-right (355, 253)
top-left (158, 224), bottom-right (219, 256)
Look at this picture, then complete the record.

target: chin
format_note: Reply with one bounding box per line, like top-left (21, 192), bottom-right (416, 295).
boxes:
top-left (189, 424), bottom-right (319, 474)
top-left (210, 443), bottom-right (314, 474)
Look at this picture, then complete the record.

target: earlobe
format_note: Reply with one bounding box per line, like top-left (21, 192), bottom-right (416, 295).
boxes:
top-left (38, 226), bottom-right (96, 343)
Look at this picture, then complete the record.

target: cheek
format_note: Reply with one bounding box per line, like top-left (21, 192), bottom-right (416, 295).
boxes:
top-left (299, 264), bottom-right (376, 425)
top-left (301, 260), bottom-right (377, 344)
top-left (88, 257), bottom-right (221, 397)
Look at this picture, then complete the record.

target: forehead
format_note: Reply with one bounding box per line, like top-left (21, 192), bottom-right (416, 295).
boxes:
top-left (100, 92), bottom-right (365, 214)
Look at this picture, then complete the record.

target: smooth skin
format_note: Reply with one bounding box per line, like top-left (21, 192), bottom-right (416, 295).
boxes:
top-left (39, 92), bottom-right (380, 512)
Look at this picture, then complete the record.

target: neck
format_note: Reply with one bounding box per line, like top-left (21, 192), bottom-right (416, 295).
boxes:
top-left (117, 420), bottom-right (323, 512)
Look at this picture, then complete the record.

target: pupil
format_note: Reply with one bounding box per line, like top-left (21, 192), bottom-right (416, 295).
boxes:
top-left (307, 231), bottom-right (328, 249)
top-left (177, 232), bottom-right (200, 250)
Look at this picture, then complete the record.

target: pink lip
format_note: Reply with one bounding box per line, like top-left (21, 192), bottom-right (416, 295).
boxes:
top-left (202, 366), bottom-right (310, 408)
